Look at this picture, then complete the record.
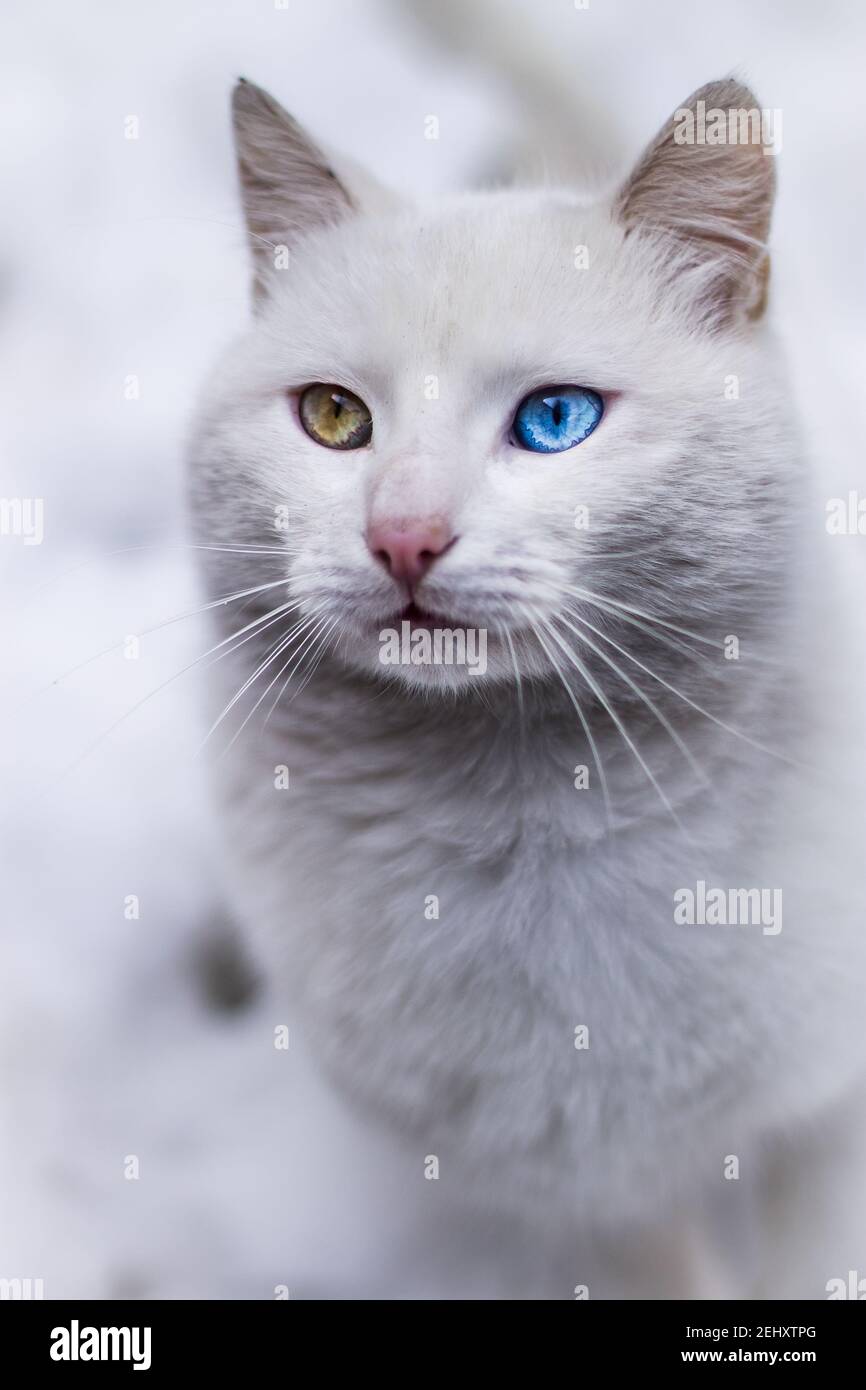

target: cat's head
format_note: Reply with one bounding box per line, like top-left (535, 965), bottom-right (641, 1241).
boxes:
top-left (191, 77), bottom-right (794, 704)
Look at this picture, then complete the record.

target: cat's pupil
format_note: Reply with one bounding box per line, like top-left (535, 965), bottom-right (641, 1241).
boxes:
top-left (550, 398), bottom-right (562, 428)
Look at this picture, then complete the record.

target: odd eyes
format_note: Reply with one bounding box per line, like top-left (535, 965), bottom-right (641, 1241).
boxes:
top-left (512, 385), bottom-right (603, 453)
top-left (296, 381), bottom-right (603, 455)
top-left (299, 383), bottom-right (373, 450)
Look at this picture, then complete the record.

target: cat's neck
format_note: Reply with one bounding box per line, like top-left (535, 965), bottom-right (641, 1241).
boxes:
top-left (268, 650), bottom-right (794, 848)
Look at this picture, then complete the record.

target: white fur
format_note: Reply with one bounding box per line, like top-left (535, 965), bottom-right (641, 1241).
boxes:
top-left (187, 80), bottom-right (866, 1296)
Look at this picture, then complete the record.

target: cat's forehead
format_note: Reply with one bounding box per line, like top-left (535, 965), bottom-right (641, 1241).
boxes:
top-left (261, 191), bottom-right (652, 384)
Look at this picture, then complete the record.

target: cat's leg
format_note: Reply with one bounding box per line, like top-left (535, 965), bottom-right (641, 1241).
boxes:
top-left (188, 907), bottom-right (260, 1013)
top-left (754, 1085), bottom-right (866, 1300)
top-left (574, 1216), bottom-right (743, 1300)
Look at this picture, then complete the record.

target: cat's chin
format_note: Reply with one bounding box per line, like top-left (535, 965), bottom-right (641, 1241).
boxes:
top-left (333, 619), bottom-right (515, 694)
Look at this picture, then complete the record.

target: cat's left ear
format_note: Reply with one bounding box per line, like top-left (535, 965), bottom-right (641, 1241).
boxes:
top-left (232, 79), bottom-right (356, 302)
top-left (616, 79), bottom-right (776, 326)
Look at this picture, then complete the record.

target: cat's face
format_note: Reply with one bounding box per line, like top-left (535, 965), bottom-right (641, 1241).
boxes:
top-left (191, 79), bottom-right (793, 704)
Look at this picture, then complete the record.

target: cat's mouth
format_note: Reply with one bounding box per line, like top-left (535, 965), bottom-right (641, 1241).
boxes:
top-left (370, 596), bottom-right (474, 633)
top-left (397, 601), bottom-right (449, 630)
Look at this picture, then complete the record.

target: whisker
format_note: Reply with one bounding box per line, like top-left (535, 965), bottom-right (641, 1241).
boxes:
top-left (556, 608), bottom-right (710, 790)
top-left (44, 577), bottom-right (293, 691)
top-left (268, 615), bottom-right (341, 722)
top-left (565, 583), bottom-right (728, 653)
top-left (25, 542), bottom-right (291, 606)
top-left (557, 604), bottom-right (804, 771)
top-left (501, 623), bottom-right (524, 726)
top-left (200, 604), bottom-right (328, 752)
top-left (534, 577), bottom-right (713, 668)
top-left (243, 611), bottom-right (334, 739)
top-left (520, 605), bottom-right (612, 827)
top-left (538, 613), bottom-right (685, 832)
top-left (62, 597), bottom-right (304, 774)
top-left (210, 610), bottom-right (336, 759)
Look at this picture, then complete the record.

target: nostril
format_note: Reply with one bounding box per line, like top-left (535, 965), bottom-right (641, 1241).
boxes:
top-left (366, 520), bottom-right (457, 585)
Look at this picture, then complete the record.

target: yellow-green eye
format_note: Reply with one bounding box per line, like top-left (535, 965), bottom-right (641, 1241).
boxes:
top-left (298, 383), bottom-right (372, 450)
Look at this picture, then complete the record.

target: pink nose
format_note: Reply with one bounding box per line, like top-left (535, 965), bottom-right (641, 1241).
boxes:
top-left (367, 519), bottom-right (456, 586)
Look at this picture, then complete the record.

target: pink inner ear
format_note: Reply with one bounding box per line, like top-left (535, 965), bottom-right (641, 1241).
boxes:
top-left (615, 79), bottom-right (775, 324)
top-left (232, 78), bottom-right (355, 302)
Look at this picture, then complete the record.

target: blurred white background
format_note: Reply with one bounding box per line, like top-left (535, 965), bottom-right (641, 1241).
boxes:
top-left (1, 0), bottom-right (864, 1297)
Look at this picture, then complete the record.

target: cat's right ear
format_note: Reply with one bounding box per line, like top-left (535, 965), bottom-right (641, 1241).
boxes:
top-left (615, 79), bottom-right (776, 329)
top-left (232, 79), bottom-right (354, 304)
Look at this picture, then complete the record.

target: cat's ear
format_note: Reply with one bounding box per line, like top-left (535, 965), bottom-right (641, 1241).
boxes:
top-left (616, 79), bottom-right (775, 326)
top-left (232, 79), bottom-right (354, 302)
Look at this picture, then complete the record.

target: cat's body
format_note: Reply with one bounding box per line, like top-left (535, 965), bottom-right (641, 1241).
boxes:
top-left (187, 78), bottom-right (866, 1295)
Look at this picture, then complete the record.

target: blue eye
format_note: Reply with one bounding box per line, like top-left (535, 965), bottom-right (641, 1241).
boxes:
top-left (512, 385), bottom-right (603, 453)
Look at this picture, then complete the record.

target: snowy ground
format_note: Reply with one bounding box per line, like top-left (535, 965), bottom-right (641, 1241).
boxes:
top-left (1, 0), bottom-right (865, 1298)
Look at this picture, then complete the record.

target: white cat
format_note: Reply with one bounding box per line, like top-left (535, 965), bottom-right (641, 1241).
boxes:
top-left (187, 76), bottom-right (866, 1297)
